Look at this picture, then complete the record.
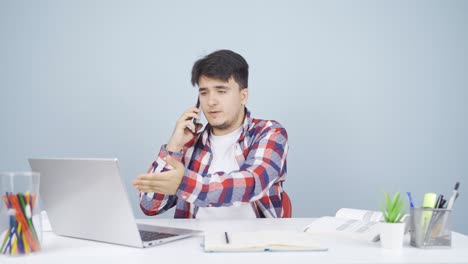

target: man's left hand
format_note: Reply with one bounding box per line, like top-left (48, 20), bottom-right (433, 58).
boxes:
top-left (132, 156), bottom-right (185, 195)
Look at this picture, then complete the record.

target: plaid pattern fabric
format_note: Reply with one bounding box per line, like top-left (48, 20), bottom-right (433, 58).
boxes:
top-left (139, 108), bottom-right (289, 218)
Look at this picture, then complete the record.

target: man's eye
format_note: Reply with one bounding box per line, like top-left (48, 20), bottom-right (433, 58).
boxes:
top-left (219, 90), bottom-right (227, 94)
top-left (200, 92), bottom-right (207, 96)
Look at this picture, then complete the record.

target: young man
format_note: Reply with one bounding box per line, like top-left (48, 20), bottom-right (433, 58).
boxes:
top-left (133, 50), bottom-right (290, 218)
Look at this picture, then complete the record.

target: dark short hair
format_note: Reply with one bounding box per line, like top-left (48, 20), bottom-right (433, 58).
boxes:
top-left (191, 50), bottom-right (249, 89)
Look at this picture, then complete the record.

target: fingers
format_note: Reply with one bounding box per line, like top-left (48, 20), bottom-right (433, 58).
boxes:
top-left (133, 161), bottom-right (183, 194)
top-left (133, 179), bottom-right (157, 188)
top-left (133, 175), bottom-right (174, 194)
top-left (180, 107), bottom-right (201, 122)
top-left (180, 107), bottom-right (201, 121)
top-left (176, 111), bottom-right (201, 133)
top-left (133, 179), bottom-right (164, 193)
top-left (137, 186), bottom-right (161, 193)
top-left (133, 174), bottom-right (159, 190)
top-left (134, 173), bottom-right (172, 182)
top-left (180, 112), bottom-right (201, 122)
top-left (167, 106), bottom-right (203, 150)
top-left (185, 106), bottom-right (200, 113)
top-left (195, 123), bottom-right (203, 132)
top-left (133, 182), bottom-right (165, 193)
top-left (184, 120), bottom-right (197, 133)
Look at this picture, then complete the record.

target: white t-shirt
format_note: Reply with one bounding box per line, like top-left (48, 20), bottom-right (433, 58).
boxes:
top-left (196, 126), bottom-right (256, 219)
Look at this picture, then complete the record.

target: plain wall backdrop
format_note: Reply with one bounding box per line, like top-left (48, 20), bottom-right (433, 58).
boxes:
top-left (1, 1), bottom-right (467, 234)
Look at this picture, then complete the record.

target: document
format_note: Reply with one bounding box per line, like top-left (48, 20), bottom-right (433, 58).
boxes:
top-left (203, 230), bottom-right (328, 252)
top-left (303, 208), bottom-right (387, 242)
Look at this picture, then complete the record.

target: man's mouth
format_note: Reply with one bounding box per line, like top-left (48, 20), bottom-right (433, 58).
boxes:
top-left (208, 111), bottom-right (222, 116)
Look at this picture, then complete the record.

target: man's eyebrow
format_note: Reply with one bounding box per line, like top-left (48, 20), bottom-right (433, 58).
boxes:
top-left (214, 85), bottom-right (229, 89)
top-left (198, 85), bottom-right (230, 92)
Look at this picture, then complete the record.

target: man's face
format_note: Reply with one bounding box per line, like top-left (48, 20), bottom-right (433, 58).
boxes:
top-left (198, 76), bottom-right (248, 136)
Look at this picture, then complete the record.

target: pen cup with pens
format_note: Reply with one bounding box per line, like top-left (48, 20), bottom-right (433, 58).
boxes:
top-left (0, 172), bottom-right (42, 256)
top-left (410, 208), bottom-right (452, 248)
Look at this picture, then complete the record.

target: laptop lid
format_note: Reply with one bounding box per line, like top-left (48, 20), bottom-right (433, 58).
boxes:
top-left (28, 158), bottom-right (198, 248)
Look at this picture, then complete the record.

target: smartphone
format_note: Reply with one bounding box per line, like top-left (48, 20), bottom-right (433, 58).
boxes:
top-left (192, 98), bottom-right (200, 126)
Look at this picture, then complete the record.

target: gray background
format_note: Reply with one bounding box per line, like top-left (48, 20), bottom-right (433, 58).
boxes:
top-left (1, 1), bottom-right (467, 234)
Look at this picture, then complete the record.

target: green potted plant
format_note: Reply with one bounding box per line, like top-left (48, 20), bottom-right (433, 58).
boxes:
top-left (379, 191), bottom-right (407, 249)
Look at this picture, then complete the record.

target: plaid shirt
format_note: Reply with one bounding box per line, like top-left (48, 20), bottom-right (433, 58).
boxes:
top-left (139, 108), bottom-right (289, 218)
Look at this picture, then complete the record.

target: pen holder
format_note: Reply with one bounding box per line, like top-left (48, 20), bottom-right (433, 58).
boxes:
top-left (409, 208), bottom-right (451, 248)
top-left (0, 172), bottom-right (42, 256)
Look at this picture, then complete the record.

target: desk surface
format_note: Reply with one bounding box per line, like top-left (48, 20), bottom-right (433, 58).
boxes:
top-left (2, 218), bottom-right (468, 263)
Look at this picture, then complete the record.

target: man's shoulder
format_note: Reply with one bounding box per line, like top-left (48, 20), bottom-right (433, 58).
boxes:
top-left (249, 117), bottom-right (288, 135)
top-left (251, 118), bottom-right (284, 128)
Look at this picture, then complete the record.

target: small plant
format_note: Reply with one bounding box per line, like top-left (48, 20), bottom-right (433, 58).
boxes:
top-left (380, 192), bottom-right (406, 223)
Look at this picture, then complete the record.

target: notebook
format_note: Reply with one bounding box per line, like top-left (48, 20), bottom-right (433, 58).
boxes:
top-left (203, 230), bottom-right (328, 252)
top-left (302, 208), bottom-right (409, 242)
top-left (29, 158), bottom-right (201, 248)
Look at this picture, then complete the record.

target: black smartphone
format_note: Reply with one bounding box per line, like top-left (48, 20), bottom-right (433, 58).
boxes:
top-left (192, 98), bottom-right (200, 126)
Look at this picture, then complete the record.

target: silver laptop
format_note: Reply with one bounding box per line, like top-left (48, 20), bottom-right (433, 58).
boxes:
top-left (29, 158), bottom-right (200, 248)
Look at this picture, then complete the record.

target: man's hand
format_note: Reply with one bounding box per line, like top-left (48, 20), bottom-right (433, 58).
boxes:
top-left (132, 156), bottom-right (186, 195)
top-left (166, 106), bottom-right (203, 152)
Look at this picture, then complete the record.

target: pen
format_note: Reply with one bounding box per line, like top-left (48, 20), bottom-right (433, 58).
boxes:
top-left (434, 195), bottom-right (443, 209)
top-left (224, 232), bottom-right (230, 244)
top-left (446, 182), bottom-right (460, 210)
top-left (406, 192), bottom-right (415, 208)
top-left (438, 182), bottom-right (461, 236)
top-left (438, 197), bottom-right (446, 209)
top-left (424, 194), bottom-right (444, 243)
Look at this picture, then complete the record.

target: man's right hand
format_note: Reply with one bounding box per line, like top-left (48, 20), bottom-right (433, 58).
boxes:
top-left (166, 106), bottom-right (203, 152)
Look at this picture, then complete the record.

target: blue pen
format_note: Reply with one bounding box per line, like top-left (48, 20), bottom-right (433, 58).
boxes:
top-left (406, 192), bottom-right (415, 208)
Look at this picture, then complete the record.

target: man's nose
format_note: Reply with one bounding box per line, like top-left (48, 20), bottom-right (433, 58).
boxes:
top-left (207, 93), bottom-right (218, 106)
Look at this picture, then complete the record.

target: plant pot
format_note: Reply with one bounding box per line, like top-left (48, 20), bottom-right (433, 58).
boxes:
top-left (379, 221), bottom-right (405, 249)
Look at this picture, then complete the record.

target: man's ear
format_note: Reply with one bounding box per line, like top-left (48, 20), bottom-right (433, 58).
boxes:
top-left (241, 88), bottom-right (248, 105)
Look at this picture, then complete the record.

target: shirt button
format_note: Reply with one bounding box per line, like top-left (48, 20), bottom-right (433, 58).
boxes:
top-left (182, 195), bottom-right (187, 199)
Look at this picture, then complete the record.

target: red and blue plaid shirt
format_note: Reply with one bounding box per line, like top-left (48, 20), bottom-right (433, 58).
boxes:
top-left (139, 108), bottom-right (289, 218)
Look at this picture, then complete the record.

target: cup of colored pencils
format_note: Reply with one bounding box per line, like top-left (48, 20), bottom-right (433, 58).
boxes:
top-left (0, 172), bottom-right (42, 256)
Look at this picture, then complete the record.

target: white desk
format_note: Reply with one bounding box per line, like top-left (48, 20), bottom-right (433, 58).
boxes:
top-left (2, 218), bottom-right (467, 263)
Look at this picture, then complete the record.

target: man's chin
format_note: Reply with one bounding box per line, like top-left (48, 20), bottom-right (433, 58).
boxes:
top-left (210, 122), bottom-right (229, 130)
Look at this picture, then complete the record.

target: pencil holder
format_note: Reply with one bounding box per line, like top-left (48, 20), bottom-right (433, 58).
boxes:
top-left (0, 172), bottom-right (42, 256)
top-left (409, 208), bottom-right (451, 248)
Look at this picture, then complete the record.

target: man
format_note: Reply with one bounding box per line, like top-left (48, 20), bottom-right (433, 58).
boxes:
top-left (133, 49), bottom-right (290, 218)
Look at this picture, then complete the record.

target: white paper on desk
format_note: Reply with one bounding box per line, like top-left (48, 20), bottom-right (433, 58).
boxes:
top-left (335, 208), bottom-right (384, 222)
top-left (335, 208), bottom-right (410, 234)
top-left (303, 216), bottom-right (381, 242)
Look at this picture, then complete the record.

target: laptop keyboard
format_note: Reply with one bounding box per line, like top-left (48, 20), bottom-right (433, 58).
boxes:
top-left (139, 230), bottom-right (178, 242)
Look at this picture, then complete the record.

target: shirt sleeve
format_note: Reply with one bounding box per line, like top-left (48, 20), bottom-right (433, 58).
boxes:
top-left (176, 122), bottom-right (288, 207)
top-left (138, 145), bottom-right (183, 216)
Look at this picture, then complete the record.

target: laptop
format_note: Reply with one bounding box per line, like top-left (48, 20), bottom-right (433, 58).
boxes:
top-left (29, 158), bottom-right (200, 248)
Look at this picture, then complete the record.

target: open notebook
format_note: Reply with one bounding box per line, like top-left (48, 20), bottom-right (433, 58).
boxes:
top-left (303, 208), bottom-right (409, 242)
top-left (203, 230), bottom-right (328, 252)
